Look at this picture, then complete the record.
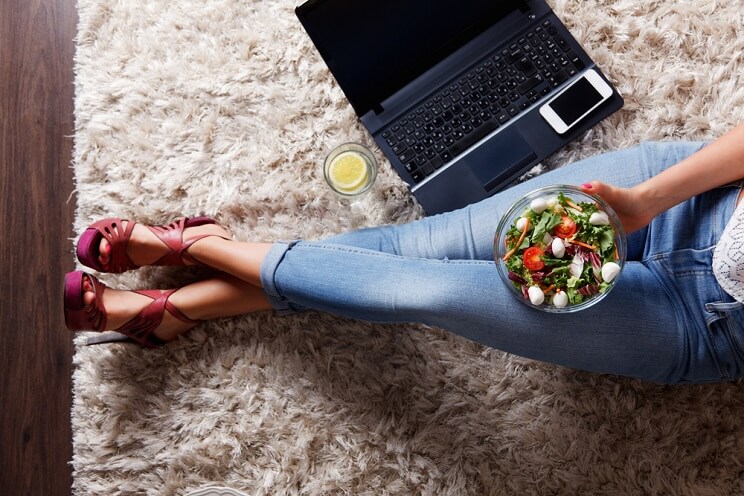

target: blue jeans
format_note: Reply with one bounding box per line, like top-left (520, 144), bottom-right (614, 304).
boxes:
top-left (261, 142), bottom-right (744, 384)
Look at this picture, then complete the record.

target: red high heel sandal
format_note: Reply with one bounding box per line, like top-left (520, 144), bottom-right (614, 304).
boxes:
top-left (76, 216), bottom-right (225, 273)
top-left (63, 271), bottom-right (200, 348)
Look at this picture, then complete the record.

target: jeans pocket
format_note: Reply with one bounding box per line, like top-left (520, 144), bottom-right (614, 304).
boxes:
top-left (705, 300), bottom-right (744, 380)
top-left (655, 248), bottom-right (736, 382)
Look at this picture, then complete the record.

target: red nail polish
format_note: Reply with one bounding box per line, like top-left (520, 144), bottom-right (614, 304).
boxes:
top-left (581, 183), bottom-right (593, 189)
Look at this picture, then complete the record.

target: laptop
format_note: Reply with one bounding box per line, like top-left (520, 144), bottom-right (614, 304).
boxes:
top-left (295, 0), bottom-right (624, 214)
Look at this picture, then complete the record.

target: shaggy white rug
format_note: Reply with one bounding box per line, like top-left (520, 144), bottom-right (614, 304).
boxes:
top-left (71, 0), bottom-right (744, 494)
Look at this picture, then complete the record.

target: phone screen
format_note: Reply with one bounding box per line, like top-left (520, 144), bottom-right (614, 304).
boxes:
top-left (549, 77), bottom-right (604, 126)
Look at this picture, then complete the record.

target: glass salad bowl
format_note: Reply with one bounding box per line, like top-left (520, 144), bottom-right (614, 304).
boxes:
top-left (494, 185), bottom-right (627, 313)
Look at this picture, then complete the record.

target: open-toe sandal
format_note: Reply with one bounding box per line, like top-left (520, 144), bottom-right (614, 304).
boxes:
top-left (63, 270), bottom-right (200, 348)
top-left (76, 216), bottom-right (226, 273)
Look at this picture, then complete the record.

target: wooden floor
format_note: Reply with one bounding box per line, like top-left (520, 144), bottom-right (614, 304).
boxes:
top-left (1, 0), bottom-right (77, 494)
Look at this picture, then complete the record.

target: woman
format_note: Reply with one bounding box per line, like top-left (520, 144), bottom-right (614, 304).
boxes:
top-left (64, 123), bottom-right (744, 384)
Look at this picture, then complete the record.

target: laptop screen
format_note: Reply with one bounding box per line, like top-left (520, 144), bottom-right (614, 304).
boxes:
top-left (296, 0), bottom-right (530, 116)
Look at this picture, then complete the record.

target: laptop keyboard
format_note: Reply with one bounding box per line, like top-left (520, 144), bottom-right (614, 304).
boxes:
top-left (382, 20), bottom-right (586, 184)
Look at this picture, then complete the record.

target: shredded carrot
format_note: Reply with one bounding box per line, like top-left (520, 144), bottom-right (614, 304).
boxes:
top-left (542, 284), bottom-right (556, 295)
top-left (614, 245), bottom-right (619, 260)
top-left (502, 217), bottom-right (530, 261)
top-left (567, 239), bottom-right (596, 251)
top-left (565, 199), bottom-right (583, 212)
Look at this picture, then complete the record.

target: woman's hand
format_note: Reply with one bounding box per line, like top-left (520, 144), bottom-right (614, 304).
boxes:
top-left (581, 123), bottom-right (744, 234)
top-left (580, 181), bottom-right (654, 234)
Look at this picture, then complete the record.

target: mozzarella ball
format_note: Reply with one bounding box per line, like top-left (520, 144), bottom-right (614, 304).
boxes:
top-left (589, 211), bottom-right (610, 225)
top-left (530, 198), bottom-right (548, 214)
top-left (516, 217), bottom-right (528, 231)
top-left (601, 262), bottom-right (621, 283)
top-left (528, 286), bottom-right (545, 305)
top-left (552, 291), bottom-right (568, 308)
top-left (551, 237), bottom-right (565, 258)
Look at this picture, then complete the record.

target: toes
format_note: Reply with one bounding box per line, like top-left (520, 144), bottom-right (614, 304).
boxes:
top-left (99, 239), bottom-right (111, 267)
top-left (82, 287), bottom-right (95, 307)
top-left (81, 277), bottom-right (95, 307)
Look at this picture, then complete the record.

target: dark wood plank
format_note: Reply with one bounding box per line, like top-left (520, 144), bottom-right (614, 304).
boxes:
top-left (0, 0), bottom-right (76, 494)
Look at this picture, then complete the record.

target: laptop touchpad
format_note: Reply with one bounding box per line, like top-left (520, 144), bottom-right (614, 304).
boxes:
top-left (465, 129), bottom-right (537, 192)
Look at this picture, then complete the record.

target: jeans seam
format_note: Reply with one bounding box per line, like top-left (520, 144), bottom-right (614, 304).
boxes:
top-left (644, 247), bottom-right (715, 275)
top-left (305, 242), bottom-right (495, 265)
top-left (724, 317), bottom-right (744, 355)
top-left (712, 338), bottom-right (730, 380)
top-left (644, 257), bottom-right (731, 381)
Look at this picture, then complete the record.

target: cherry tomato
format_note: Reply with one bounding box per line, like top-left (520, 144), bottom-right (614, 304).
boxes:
top-left (553, 215), bottom-right (577, 239)
top-left (523, 246), bottom-right (545, 271)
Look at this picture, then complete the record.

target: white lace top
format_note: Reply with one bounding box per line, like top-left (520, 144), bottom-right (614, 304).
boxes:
top-left (713, 198), bottom-right (744, 303)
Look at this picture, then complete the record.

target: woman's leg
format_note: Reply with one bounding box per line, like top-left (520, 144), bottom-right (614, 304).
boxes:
top-left (260, 241), bottom-right (687, 383)
top-left (258, 166), bottom-right (741, 384)
top-left (97, 140), bottom-right (704, 288)
top-left (93, 222), bottom-right (231, 270)
top-left (180, 141), bottom-right (707, 288)
top-left (85, 141), bottom-right (717, 380)
top-left (96, 142), bottom-right (707, 287)
top-left (83, 273), bottom-right (271, 343)
top-left (91, 220), bottom-right (271, 287)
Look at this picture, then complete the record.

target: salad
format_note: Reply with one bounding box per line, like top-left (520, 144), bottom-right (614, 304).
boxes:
top-left (501, 191), bottom-right (622, 309)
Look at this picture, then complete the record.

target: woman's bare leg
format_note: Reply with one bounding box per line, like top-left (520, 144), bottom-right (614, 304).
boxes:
top-left (95, 221), bottom-right (231, 269)
top-left (188, 239), bottom-right (272, 286)
top-left (96, 222), bottom-right (270, 287)
top-left (82, 273), bottom-right (272, 343)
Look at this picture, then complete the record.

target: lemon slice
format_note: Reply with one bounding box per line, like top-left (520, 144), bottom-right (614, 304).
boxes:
top-left (328, 151), bottom-right (369, 192)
